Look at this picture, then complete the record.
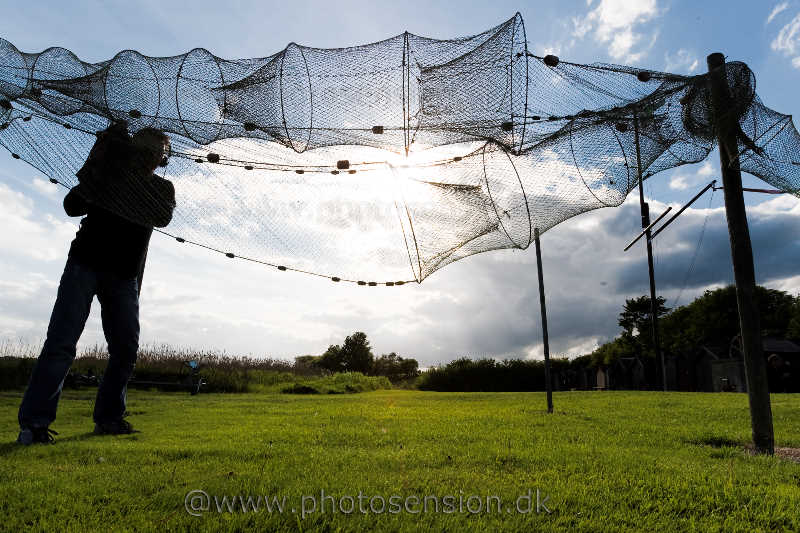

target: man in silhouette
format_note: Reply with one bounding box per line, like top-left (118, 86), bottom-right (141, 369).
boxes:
top-left (17, 123), bottom-right (175, 444)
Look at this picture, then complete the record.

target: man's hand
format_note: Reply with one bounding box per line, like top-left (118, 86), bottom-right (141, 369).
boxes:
top-left (63, 184), bottom-right (89, 217)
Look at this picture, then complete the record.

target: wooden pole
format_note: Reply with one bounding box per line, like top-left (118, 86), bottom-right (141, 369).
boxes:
top-left (534, 228), bottom-right (553, 413)
top-left (633, 112), bottom-right (667, 391)
top-left (706, 52), bottom-right (774, 455)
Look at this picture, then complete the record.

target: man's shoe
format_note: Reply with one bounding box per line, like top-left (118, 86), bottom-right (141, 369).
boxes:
top-left (94, 419), bottom-right (138, 435)
top-left (17, 426), bottom-right (58, 445)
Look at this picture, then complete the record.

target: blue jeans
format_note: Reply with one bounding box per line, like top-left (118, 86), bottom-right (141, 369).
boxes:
top-left (18, 258), bottom-right (140, 428)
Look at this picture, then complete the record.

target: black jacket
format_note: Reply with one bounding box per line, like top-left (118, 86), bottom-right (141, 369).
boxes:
top-left (64, 176), bottom-right (175, 284)
top-left (66, 122), bottom-right (176, 288)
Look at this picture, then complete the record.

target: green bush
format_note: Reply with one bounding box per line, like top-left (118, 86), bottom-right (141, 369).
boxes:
top-left (417, 357), bottom-right (569, 392)
top-left (0, 342), bottom-right (392, 394)
top-left (279, 373), bottom-right (392, 395)
top-left (0, 357), bottom-right (37, 390)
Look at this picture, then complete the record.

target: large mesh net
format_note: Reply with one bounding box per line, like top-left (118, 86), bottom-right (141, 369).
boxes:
top-left (0, 13), bottom-right (798, 284)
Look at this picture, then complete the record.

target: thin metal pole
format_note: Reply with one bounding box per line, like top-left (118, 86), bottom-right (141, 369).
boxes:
top-left (633, 111), bottom-right (667, 391)
top-left (706, 52), bottom-right (774, 455)
top-left (534, 228), bottom-right (553, 413)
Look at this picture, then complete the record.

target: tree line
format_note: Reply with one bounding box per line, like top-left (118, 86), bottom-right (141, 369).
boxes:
top-left (296, 332), bottom-right (420, 384)
top-left (591, 285), bottom-right (800, 366)
top-left (416, 285), bottom-right (800, 392)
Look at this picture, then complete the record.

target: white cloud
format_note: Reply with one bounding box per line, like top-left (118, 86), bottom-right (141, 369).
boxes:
top-left (534, 17), bottom-right (578, 58)
top-left (572, 0), bottom-right (661, 63)
top-left (770, 274), bottom-right (800, 294)
top-left (766, 2), bottom-right (790, 25)
top-left (0, 276), bottom-right (56, 301)
top-left (697, 161), bottom-right (715, 177)
top-left (750, 193), bottom-right (800, 216)
top-left (669, 176), bottom-right (689, 190)
top-left (0, 270), bottom-right (61, 342)
top-left (0, 184), bottom-right (78, 262)
top-left (771, 12), bottom-right (800, 68)
top-left (668, 162), bottom-right (716, 192)
top-left (664, 49), bottom-right (699, 74)
top-left (31, 177), bottom-right (60, 198)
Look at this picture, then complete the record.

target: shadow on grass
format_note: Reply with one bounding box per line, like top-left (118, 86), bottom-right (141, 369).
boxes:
top-left (0, 431), bottom-right (118, 455)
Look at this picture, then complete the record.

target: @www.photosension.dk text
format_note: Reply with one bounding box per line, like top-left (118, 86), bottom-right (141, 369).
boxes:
top-left (184, 488), bottom-right (552, 517)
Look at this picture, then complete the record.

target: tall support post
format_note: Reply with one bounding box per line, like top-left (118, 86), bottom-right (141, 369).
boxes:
top-left (706, 53), bottom-right (774, 455)
top-left (534, 228), bottom-right (553, 413)
top-left (633, 112), bottom-right (667, 391)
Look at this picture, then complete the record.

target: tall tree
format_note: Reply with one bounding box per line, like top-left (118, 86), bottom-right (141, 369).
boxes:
top-left (595, 286), bottom-right (799, 366)
top-left (661, 286), bottom-right (799, 356)
top-left (318, 344), bottom-right (345, 373)
top-left (318, 332), bottom-right (375, 374)
top-left (341, 332), bottom-right (374, 374)
top-left (618, 295), bottom-right (670, 355)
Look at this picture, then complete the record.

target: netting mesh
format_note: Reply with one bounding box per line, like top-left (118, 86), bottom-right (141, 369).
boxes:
top-left (0, 13), bottom-right (798, 283)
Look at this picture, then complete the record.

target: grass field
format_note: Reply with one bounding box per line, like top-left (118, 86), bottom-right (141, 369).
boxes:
top-left (1, 390), bottom-right (799, 532)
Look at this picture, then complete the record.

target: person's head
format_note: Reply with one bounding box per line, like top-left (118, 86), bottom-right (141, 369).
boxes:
top-left (131, 128), bottom-right (170, 173)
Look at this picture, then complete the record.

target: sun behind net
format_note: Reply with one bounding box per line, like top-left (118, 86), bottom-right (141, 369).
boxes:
top-left (0, 14), bottom-right (797, 284)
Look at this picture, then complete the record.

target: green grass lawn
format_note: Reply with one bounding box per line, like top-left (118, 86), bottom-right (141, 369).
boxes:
top-left (1, 390), bottom-right (799, 532)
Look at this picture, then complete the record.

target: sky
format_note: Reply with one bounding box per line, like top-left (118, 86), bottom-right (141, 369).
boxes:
top-left (1, 0), bottom-right (799, 366)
